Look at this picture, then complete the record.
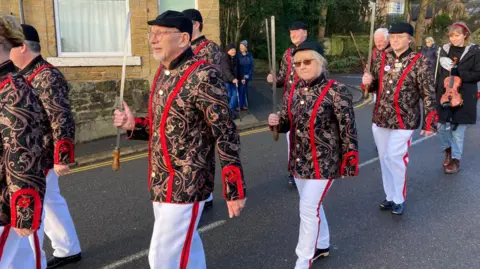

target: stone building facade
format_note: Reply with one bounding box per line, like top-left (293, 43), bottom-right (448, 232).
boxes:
top-left (0, 0), bottom-right (220, 142)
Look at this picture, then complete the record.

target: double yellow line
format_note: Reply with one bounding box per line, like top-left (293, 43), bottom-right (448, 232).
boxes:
top-left (71, 96), bottom-right (372, 174)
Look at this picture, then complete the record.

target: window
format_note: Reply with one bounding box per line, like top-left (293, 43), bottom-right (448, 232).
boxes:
top-left (54, 0), bottom-right (130, 57)
top-left (388, 1), bottom-right (404, 14)
top-left (158, 0), bottom-right (196, 14)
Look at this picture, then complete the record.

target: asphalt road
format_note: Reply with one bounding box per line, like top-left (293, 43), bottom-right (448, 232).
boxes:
top-left (45, 91), bottom-right (480, 268)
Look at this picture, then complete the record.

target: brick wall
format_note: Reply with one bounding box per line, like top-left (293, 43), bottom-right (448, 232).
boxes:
top-left (0, 0), bottom-right (220, 142)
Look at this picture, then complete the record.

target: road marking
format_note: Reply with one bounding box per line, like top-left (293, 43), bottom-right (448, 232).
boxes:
top-left (71, 97), bottom-right (373, 174)
top-left (100, 220), bottom-right (227, 269)
top-left (99, 134), bottom-right (435, 268)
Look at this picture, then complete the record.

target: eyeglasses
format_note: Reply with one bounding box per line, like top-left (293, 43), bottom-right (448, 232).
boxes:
top-left (147, 30), bottom-right (181, 40)
top-left (293, 59), bottom-right (314, 68)
top-left (389, 35), bottom-right (409, 41)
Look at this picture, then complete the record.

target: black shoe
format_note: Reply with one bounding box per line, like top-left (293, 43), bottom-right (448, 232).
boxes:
top-left (379, 200), bottom-right (394, 210)
top-left (204, 200), bottom-right (213, 209)
top-left (392, 203), bottom-right (404, 215)
top-left (47, 253), bottom-right (82, 269)
top-left (312, 247), bottom-right (330, 261)
top-left (288, 175), bottom-right (296, 186)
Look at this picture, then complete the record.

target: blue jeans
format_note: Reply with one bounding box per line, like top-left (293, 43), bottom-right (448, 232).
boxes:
top-left (225, 82), bottom-right (238, 113)
top-left (437, 123), bottom-right (467, 160)
top-left (238, 81), bottom-right (249, 108)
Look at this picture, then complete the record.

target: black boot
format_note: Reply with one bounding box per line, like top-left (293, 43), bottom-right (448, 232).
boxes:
top-left (47, 253), bottom-right (82, 269)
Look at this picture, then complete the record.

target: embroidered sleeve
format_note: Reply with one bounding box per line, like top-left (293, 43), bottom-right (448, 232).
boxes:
top-left (417, 55), bottom-right (438, 132)
top-left (126, 117), bottom-right (150, 141)
top-left (3, 77), bottom-right (46, 230)
top-left (332, 84), bottom-right (359, 177)
top-left (208, 42), bottom-right (223, 66)
top-left (35, 69), bottom-right (76, 165)
top-left (275, 50), bottom-right (289, 88)
top-left (195, 68), bottom-right (246, 201)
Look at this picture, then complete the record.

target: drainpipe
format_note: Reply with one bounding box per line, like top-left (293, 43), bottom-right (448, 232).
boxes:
top-left (19, 0), bottom-right (25, 24)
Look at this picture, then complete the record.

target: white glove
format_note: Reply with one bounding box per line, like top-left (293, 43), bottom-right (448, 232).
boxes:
top-left (440, 57), bottom-right (454, 71)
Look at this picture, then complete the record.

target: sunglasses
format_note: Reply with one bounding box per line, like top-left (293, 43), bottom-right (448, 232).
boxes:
top-left (293, 59), bottom-right (314, 68)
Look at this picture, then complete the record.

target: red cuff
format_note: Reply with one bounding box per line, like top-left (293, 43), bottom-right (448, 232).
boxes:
top-left (54, 139), bottom-right (75, 164)
top-left (425, 111), bottom-right (438, 132)
top-left (221, 165), bottom-right (245, 199)
top-left (340, 151), bottom-right (359, 176)
top-left (135, 117), bottom-right (149, 126)
top-left (10, 189), bottom-right (42, 230)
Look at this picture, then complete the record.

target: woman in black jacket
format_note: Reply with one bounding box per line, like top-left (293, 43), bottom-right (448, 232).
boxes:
top-left (221, 43), bottom-right (240, 118)
top-left (435, 22), bottom-right (480, 174)
top-left (421, 37), bottom-right (438, 72)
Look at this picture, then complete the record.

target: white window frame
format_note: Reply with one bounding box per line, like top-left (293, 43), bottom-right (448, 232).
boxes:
top-left (157, 0), bottom-right (198, 13)
top-left (53, 0), bottom-right (132, 57)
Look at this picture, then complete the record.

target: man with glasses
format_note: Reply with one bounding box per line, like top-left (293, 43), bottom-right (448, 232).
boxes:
top-left (362, 22), bottom-right (437, 215)
top-left (113, 11), bottom-right (246, 269)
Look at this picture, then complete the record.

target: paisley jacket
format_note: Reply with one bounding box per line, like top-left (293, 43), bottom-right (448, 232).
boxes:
top-left (368, 48), bottom-right (438, 131)
top-left (0, 60), bottom-right (46, 230)
top-left (276, 47), bottom-right (299, 99)
top-left (19, 56), bottom-right (75, 169)
top-left (127, 48), bottom-right (245, 203)
top-left (275, 75), bottom-right (359, 180)
top-left (191, 35), bottom-right (222, 66)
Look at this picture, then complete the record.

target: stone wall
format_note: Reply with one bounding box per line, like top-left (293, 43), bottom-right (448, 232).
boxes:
top-left (0, 0), bottom-right (221, 142)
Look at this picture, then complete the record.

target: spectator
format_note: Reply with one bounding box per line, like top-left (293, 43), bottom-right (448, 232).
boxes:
top-left (421, 36), bottom-right (438, 72)
top-left (237, 40), bottom-right (254, 110)
top-left (221, 43), bottom-right (240, 118)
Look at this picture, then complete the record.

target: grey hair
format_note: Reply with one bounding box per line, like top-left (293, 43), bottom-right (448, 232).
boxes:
top-left (425, 37), bottom-right (434, 43)
top-left (374, 28), bottom-right (389, 40)
top-left (25, 40), bottom-right (41, 53)
top-left (294, 50), bottom-right (328, 78)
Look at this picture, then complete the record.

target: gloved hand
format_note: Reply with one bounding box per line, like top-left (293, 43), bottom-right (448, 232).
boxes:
top-left (440, 57), bottom-right (454, 71)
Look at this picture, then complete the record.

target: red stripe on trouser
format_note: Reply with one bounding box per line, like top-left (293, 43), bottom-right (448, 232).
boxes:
top-left (179, 202), bottom-right (200, 269)
top-left (34, 231), bottom-right (41, 269)
top-left (0, 225), bottom-right (11, 260)
top-left (308, 179), bottom-right (333, 268)
top-left (402, 139), bottom-right (412, 200)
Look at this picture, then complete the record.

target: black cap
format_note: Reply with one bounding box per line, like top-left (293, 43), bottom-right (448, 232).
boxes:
top-left (21, 24), bottom-right (40, 43)
top-left (289, 21), bottom-right (308, 31)
top-left (389, 22), bottom-right (414, 36)
top-left (226, 43), bottom-right (236, 52)
top-left (147, 10), bottom-right (193, 40)
top-left (182, 9), bottom-right (203, 23)
top-left (293, 41), bottom-right (324, 56)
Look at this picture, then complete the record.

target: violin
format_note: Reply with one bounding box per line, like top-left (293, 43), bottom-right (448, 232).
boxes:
top-left (440, 57), bottom-right (463, 108)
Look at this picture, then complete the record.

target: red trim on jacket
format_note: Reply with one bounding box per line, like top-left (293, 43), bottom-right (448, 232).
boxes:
top-left (161, 60), bottom-right (206, 202)
top-left (221, 165), bottom-right (245, 199)
top-left (375, 52), bottom-right (387, 122)
top-left (54, 139), bottom-right (75, 164)
top-left (10, 189), bottom-right (42, 230)
top-left (309, 80), bottom-right (335, 179)
top-left (425, 111), bottom-right (438, 131)
top-left (0, 77), bottom-right (9, 91)
top-left (34, 232), bottom-right (41, 269)
top-left (393, 53), bottom-right (422, 129)
top-left (283, 48), bottom-right (292, 98)
top-left (0, 225), bottom-right (11, 260)
top-left (193, 40), bottom-right (212, 56)
top-left (147, 67), bottom-right (163, 190)
top-left (27, 64), bottom-right (55, 83)
top-left (179, 202), bottom-right (200, 269)
top-left (340, 151), bottom-right (359, 176)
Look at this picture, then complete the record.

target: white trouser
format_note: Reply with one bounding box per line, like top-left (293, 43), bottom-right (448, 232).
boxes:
top-left (10, 224), bottom-right (45, 269)
top-left (0, 226), bottom-right (43, 269)
top-left (294, 178), bottom-right (333, 269)
top-left (372, 124), bottom-right (413, 204)
top-left (149, 202), bottom-right (206, 269)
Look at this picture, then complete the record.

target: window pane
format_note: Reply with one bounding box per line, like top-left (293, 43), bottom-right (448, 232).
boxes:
top-left (56, 0), bottom-right (127, 54)
top-left (158, 0), bottom-right (195, 14)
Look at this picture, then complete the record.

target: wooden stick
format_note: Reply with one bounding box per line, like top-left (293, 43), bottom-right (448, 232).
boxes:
top-left (271, 16), bottom-right (279, 141)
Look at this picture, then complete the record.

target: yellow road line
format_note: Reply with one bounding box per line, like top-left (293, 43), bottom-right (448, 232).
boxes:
top-left (70, 96), bottom-right (372, 174)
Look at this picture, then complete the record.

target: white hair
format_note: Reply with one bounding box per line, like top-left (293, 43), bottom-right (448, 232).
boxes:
top-left (374, 28), bottom-right (389, 40)
top-left (425, 37), bottom-right (434, 43)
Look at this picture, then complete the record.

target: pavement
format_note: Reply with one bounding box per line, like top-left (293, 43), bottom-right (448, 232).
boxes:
top-left (45, 99), bottom-right (480, 269)
top-left (74, 74), bottom-right (366, 166)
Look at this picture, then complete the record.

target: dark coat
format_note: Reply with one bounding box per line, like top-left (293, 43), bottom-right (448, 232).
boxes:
top-left (237, 52), bottom-right (254, 80)
top-left (420, 44), bottom-right (438, 71)
top-left (435, 43), bottom-right (480, 124)
top-left (220, 53), bottom-right (239, 83)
